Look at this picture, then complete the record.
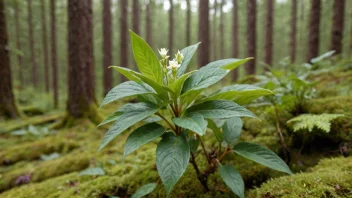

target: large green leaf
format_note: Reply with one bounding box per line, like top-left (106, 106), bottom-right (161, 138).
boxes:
top-left (110, 66), bottom-right (141, 82)
top-left (99, 103), bottom-right (162, 150)
top-left (101, 81), bottom-right (157, 107)
top-left (182, 58), bottom-right (252, 93)
top-left (177, 42), bottom-right (201, 77)
top-left (124, 123), bottom-right (166, 158)
top-left (131, 183), bottom-right (157, 198)
top-left (234, 142), bottom-right (292, 175)
top-left (187, 100), bottom-right (256, 119)
top-left (180, 89), bottom-right (203, 107)
top-left (130, 30), bottom-right (163, 84)
top-left (97, 111), bottom-right (123, 127)
top-left (202, 84), bottom-right (274, 105)
top-left (172, 113), bottom-right (207, 136)
top-left (207, 119), bottom-right (223, 142)
top-left (156, 133), bottom-right (190, 195)
top-left (223, 117), bottom-right (243, 145)
top-left (218, 164), bottom-right (244, 198)
top-left (168, 71), bottom-right (197, 98)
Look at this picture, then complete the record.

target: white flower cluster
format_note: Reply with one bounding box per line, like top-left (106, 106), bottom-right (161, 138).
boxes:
top-left (158, 48), bottom-right (184, 72)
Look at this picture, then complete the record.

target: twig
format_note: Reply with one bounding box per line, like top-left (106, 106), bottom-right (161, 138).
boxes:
top-left (156, 112), bottom-right (176, 132)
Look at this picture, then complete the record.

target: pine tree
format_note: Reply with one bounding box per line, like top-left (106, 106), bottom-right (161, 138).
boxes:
top-left (264, 0), bottom-right (274, 67)
top-left (307, 0), bottom-right (321, 62)
top-left (50, 0), bottom-right (59, 108)
top-left (330, 0), bottom-right (345, 55)
top-left (246, 0), bottom-right (256, 74)
top-left (103, 0), bottom-right (113, 96)
top-left (40, 0), bottom-right (50, 92)
top-left (289, 0), bottom-right (297, 63)
top-left (120, 0), bottom-right (128, 82)
top-left (198, 0), bottom-right (210, 67)
top-left (232, 0), bottom-right (239, 80)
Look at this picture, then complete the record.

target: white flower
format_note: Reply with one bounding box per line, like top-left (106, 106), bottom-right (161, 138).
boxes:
top-left (175, 50), bottom-right (184, 63)
top-left (158, 48), bottom-right (169, 58)
top-left (167, 59), bottom-right (181, 70)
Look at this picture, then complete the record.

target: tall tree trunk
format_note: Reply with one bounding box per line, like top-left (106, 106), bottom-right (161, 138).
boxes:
top-left (103, 0), bottom-right (112, 96)
top-left (212, 0), bottom-right (217, 60)
top-left (132, 0), bottom-right (140, 34)
top-left (41, 0), bottom-right (50, 92)
top-left (120, 0), bottom-right (128, 82)
top-left (219, 0), bottom-right (225, 59)
top-left (330, 0), bottom-right (345, 55)
top-left (185, 0), bottom-right (191, 46)
top-left (169, 0), bottom-right (174, 56)
top-left (289, 0), bottom-right (297, 63)
top-left (66, 0), bottom-right (98, 123)
top-left (50, 0), bottom-right (58, 109)
top-left (232, 0), bottom-right (239, 80)
top-left (145, 0), bottom-right (152, 45)
top-left (264, 0), bottom-right (274, 68)
top-left (27, 0), bottom-right (38, 88)
top-left (307, 0), bottom-right (321, 62)
top-left (0, 0), bottom-right (20, 119)
top-left (246, 0), bottom-right (256, 74)
top-left (198, 0), bottom-right (210, 67)
top-left (14, 0), bottom-right (23, 88)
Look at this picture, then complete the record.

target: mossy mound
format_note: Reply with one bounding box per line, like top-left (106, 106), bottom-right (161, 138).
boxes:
top-left (248, 156), bottom-right (352, 198)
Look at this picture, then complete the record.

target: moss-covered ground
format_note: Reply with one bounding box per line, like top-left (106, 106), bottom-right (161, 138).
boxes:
top-left (0, 65), bottom-right (351, 197)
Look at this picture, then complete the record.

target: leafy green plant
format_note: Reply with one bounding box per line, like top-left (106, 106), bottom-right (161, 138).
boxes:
top-left (287, 113), bottom-right (344, 133)
top-left (98, 30), bottom-right (292, 197)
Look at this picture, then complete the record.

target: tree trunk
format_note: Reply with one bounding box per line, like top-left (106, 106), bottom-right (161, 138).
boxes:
top-left (103, 0), bottom-right (112, 96)
top-left (219, 0), bottom-right (225, 59)
top-left (198, 0), bottom-right (210, 67)
top-left (0, 0), bottom-right (20, 119)
top-left (264, 0), bottom-right (274, 68)
top-left (289, 0), bottom-right (297, 63)
top-left (132, 0), bottom-right (140, 34)
top-left (27, 0), bottom-right (38, 88)
top-left (246, 0), bottom-right (256, 74)
top-left (169, 0), bottom-right (174, 56)
top-left (330, 0), bottom-right (345, 55)
top-left (232, 0), bottom-right (239, 80)
top-left (120, 0), bottom-right (128, 82)
top-left (41, 0), bottom-right (50, 93)
top-left (14, 0), bottom-right (23, 88)
top-left (66, 0), bottom-right (99, 123)
top-left (186, 0), bottom-right (191, 46)
top-left (212, 0), bottom-right (217, 60)
top-left (307, 0), bottom-right (321, 62)
top-left (50, 0), bottom-right (58, 109)
top-left (145, 0), bottom-right (152, 45)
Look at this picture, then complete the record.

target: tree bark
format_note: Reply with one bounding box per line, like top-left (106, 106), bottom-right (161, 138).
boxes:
top-left (145, 0), bottom-right (152, 45)
top-left (50, 0), bottom-right (58, 109)
top-left (330, 0), bottom-right (345, 55)
top-left (186, 0), bottom-right (191, 46)
top-left (14, 0), bottom-right (23, 88)
top-left (232, 0), bottom-right (239, 80)
top-left (246, 0), bottom-right (256, 74)
top-left (169, 0), bottom-right (174, 56)
top-left (212, 0), bottom-right (217, 60)
top-left (219, 0), bottom-right (225, 59)
top-left (120, 0), bottom-right (128, 82)
top-left (307, 0), bottom-right (321, 62)
top-left (132, 0), bottom-right (140, 34)
top-left (198, 0), bottom-right (210, 67)
top-left (264, 0), bottom-right (274, 68)
top-left (67, 0), bottom-right (97, 121)
top-left (41, 0), bottom-right (50, 93)
top-left (289, 0), bottom-right (297, 63)
top-left (103, 0), bottom-right (112, 96)
top-left (27, 0), bottom-right (38, 88)
top-left (0, 0), bottom-right (20, 119)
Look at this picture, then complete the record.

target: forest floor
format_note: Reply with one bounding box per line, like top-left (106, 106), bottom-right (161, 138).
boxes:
top-left (0, 61), bottom-right (352, 198)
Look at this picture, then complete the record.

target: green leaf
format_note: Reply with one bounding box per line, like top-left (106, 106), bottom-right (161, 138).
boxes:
top-left (101, 81), bottom-right (157, 107)
top-left (221, 57), bottom-right (253, 70)
top-left (131, 183), bottom-right (157, 198)
top-left (172, 113), bottom-right (207, 136)
top-left (203, 84), bottom-right (274, 105)
top-left (98, 111), bottom-right (123, 127)
top-left (156, 133), bottom-right (190, 195)
top-left (177, 42), bottom-right (201, 77)
top-left (130, 30), bottom-right (163, 84)
top-left (223, 117), bottom-right (243, 146)
top-left (207, 119), bottom-right (223, 142)
top-left (169, 71), bottom-right (197, 98)
top-left (218, 164), bottom-right (245, 198)
top-left (79, 167), bottom-right (105, 176)
top-left (180, 89), bottom-right (203, 106)
top-left (182, 58), bottom-right (252, 93)
top-left (234, 142), bottom-right (292, 175)
top-left (187, 100), bottom-right (257, 119)
top-left (187, 136), bottom-right (199, 152)
top-left (99, 103), bottom-right (162, 150)
top-left (311, 50), bottom-right (335, 64)
top-left (124, 123), bottom-right (166, 158)
top-left (143, 116), bottom-right (162, 123)
top-left (110, 66), bottom-right (141, 82)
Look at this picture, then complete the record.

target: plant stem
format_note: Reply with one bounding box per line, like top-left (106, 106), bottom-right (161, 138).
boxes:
top-left (156, 112), bottom-right (176, 132)
top-left (190, 152), bottom-right (201, 176)
top-left (273, 103), bottom-right (290, 162)
top-left (198, 135), bottom-right (211, 165)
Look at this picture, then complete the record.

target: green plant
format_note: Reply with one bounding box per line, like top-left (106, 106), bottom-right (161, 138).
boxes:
top-left (287, 113), bottom-right (344, 133)
top-left (98, 30), bottom-right (292, 197)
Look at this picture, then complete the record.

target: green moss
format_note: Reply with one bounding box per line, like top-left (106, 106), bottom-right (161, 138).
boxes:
top-left (248, 156), bottom-right (352, 198)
